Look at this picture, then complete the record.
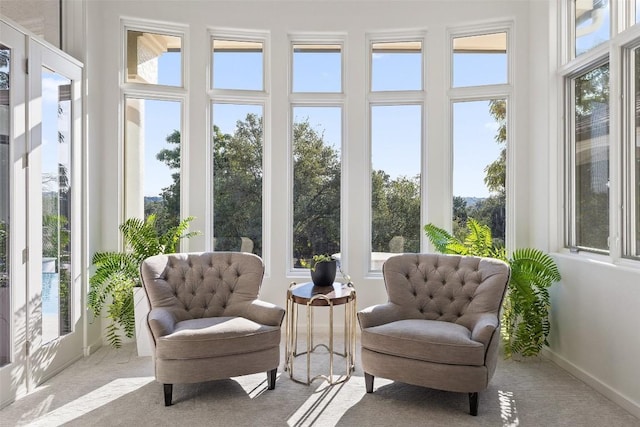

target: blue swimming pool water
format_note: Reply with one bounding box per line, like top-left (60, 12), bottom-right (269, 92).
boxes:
top-left (42, 272), bottom-right (59, 315)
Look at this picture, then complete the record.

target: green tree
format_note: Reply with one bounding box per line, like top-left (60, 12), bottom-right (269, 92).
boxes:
top-left (146, 130), bottom-right (181, 236)
top-left (453, 99), bottom-right (507, 247)
top-left (292, 119), bottom-right (341, 262)
top-left (213, 114), bottom-right (263, 254)
top-left (372, 171), bottom-right (420, 253)
top-left (452, 196), bottom-right (468, 240)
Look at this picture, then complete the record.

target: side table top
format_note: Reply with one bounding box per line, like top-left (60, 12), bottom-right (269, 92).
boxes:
top-left (288, 282), bottom-right (355, 306)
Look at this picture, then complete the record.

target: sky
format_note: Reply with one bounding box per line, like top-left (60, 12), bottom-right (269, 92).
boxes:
top-left (37, 2), bottom-right (616, 203)
top-left (136, 44), bottom-right (507, 200)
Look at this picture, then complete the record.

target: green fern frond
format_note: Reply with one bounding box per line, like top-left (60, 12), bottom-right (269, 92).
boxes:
top-left (89, 215), bottom-right (199, 348)
top-left (423, 218), bottom-right (561, 359)
top-left (423, 223), bottom-right (454, 253)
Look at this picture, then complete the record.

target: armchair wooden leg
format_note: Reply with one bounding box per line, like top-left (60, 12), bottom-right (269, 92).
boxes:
top-left (469, 392), bottom-right (478, 416)
top-left (364, 372), bottom-right (374, 393)
top-left (267, 368), bottom-right (277, 390)
top-left (164, 384), bottom-right (173, 406)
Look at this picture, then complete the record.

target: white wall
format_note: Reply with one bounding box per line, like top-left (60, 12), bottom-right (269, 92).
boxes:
top-left (85, 0), bottom-right (640, 418)
top-left (526, 0), bottom-right (640, 418)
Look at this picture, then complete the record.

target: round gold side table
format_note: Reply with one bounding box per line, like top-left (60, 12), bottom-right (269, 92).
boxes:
top-left (284, 281), bottom-right (356, 385)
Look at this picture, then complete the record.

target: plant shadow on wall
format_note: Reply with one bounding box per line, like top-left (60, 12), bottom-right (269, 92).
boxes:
top-left (88, 215), bottom-right (199, 348)
top-left (424, 219), bottom-right (561, 358)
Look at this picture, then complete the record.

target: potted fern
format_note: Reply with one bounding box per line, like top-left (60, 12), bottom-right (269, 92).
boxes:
top-left (424, 219), bottom-right (561, 359)
top-left (88, 214), bottom-right (199, 350)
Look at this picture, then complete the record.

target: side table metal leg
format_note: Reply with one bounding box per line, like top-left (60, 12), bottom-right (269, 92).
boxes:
top-left (329, 300), bottom-right (334, 382)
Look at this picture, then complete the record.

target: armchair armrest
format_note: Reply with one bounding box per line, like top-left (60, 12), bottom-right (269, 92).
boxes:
top-left (243, 299), bottom-right (286, 327)
top-left (470, 313), bottom-right (500, 347)
top-left (147, 308), bottom-right (177, 339)
top-left (357, 303), bottom-right (404, 329)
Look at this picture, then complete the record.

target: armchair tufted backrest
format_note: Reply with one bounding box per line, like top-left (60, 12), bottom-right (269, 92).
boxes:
top-left (140, 252), bottom-right (265, 322)
top-left (382, 253), bottom-right (510, 331)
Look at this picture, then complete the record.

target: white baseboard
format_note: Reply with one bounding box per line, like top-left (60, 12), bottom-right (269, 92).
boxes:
top-left (542, 348), bottom-right (640, 419)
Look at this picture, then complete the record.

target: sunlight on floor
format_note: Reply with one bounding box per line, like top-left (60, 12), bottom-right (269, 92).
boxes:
top-left (498, 389), bottom-right (519, 426)
top-left (26, 377), bottom-right (154, 427)
top-left (287, 381), bottom-right (356, 427)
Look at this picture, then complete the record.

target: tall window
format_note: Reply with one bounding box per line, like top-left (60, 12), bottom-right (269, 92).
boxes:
top-left (292, 106), bottom-right (342, 266)
top-left (0, 44), bottom-right (10, 365)
top-left (211, 34), bottom-right (266, 255)
top-left (625, 47), bottom-right (640, 258)
top-left (453, 100), bottom-right (506, 244)
top-left (570, 64), bottom-right (610, 252)
top-left (41, 68), bottom-right (73, 342)
top-left (369, 37), bottom-right (423, 270)
top-left (212, 103), bottom-right (263, 256)
top-left (290, 40), bottom-right (343, 267)
top-left (123, 26), bottom-right (184, 236)
top-left (563, 1), bottom-right (615, 255)
top-left (451, 31), bottom-right (508, 246)
top-left (124, 98), bottom-right (182, 231)
top-left (371, 105), bottom-right (422, 260)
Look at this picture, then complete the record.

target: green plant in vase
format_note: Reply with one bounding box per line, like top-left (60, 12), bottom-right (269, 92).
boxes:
top-left (301, 254), bottom-right (337, 287)
top-left (88, 214), bottom-right (199, 348)
top-left (424, 218), bottom-right (561, 358)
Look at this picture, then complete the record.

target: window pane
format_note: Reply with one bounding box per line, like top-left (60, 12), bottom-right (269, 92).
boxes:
top-left (292, 107), bottom-right (341, 266)
top-left (632, 49), bottom-right (640, 256)
top-left (371, 41), bottom-right (422, 91)
top-left (293, 44), bottom-right (342, 92)
top-left (41, 68), bottom-right (72, 343)
top-left (212, 104), bottom-right (263, 256)
top-left (125, 98), bottom-right (182, 235)
top-left (453, 100), bottom-right (506, 245)
top-left (0, 45), bottom-right (10, 366)
top-left (573, 63), bottom-right (609, 251)
top-left (212, 40), bottom-right (263, 91)
top-left (575, 0), bottom-right (610, 57)
top-left (453, 33), bottom-right (507, 87)
top-left (126, 30), bottom-right (182, 86)
top-left (371, 105), bottom-right (421, 270)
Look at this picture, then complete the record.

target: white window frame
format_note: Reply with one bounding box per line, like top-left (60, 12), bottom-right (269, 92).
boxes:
top-left (446, 22), bottom-right (514, 252)
top-left (366, 30), bottom-right (426, 276)
top-left (287, 33), bottom-right (346, 275)
top-left (559, 0), bottom-right (640, 265)
top-left (119, 19), bottom-right (189, 249)
top-left (207, 29), bottom-right (270, 264)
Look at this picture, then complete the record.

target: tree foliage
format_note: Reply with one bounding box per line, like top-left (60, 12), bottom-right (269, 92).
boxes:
top-left (292, 119), bottom-right (341, 261)
top-left (453, 99), bottom-right (506, 246)
top-left (149, 113), bottom-right (422, 263)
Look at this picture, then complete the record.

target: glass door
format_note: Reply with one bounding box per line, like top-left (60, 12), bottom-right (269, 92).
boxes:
top-left (0, 20), bottom-right (83, 408)
top-left (0, 19), bottom-right (29, 408)
top-left (26, 37), bottom-right (83, 390)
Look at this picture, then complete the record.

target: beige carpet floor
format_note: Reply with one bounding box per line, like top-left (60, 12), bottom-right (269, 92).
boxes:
top-left (2, 341), bottom-right (639, 427)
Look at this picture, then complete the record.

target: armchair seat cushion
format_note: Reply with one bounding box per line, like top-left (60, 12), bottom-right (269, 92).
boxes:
top-left (156, 316), bottom-right (281, 360)
top-left (361, 319), bottom-right (485, 366)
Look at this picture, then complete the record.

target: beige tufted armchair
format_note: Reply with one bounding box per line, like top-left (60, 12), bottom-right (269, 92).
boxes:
top-left (140, 252), bottom-right (285, 406)
top-left (357, 253), bottom-right (510, 416)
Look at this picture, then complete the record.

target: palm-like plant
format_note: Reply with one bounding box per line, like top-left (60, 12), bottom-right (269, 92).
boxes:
top-left (88, 215), bottom-right (199, 348)
top-left (424, 219), bottom-right (561, 358)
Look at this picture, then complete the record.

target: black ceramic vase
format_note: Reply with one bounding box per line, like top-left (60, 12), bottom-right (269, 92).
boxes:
top-left (311, 260), bottom-right (337, 287)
